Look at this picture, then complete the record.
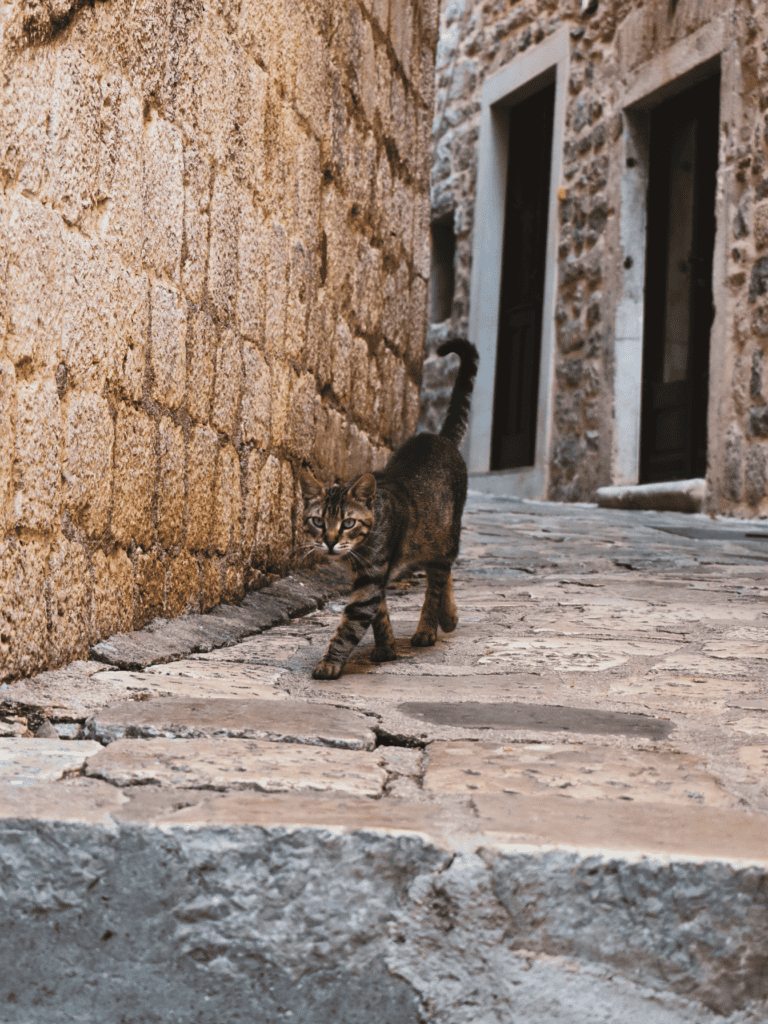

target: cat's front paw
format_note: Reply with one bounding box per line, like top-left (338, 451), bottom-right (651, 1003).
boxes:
top-left (312, 658), bottom-right (343, 680)
top-left (371, 645), bottom-right (397, 663)
top-left (410, 629), bottom-right (437, 647)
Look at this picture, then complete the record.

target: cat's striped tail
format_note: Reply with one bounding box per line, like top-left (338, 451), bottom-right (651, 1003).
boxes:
top-left (437, 339), bottom-right (479, 446)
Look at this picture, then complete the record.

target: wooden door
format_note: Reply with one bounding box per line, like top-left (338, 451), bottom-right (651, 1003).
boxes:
top-left (491, 82), bottom-right (555, 470)
top-left (640, 75), bottom-right (719, 482)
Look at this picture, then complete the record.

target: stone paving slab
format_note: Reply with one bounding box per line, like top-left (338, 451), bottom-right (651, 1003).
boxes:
top-left (83, 738), bottom-right (388, 796)
top-left (0, 737), bottom-right (102, 785)
top-left (4, 493), bottom-right (768, 1021)
top-left (84, 697), bottom-right (377, 749)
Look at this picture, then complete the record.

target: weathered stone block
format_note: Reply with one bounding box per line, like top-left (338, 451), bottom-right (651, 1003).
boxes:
top-left (62, 391), bottom-right (113, 538)
top-left (91, 548), bottom-right (134, 641)
top-left (134, 549), bottom-right (166, 627)
top-left (269, 360), bottom-right (292, 448)
top-left (47, 540), bottom-right (92, 665)
top-left (211, 329), bottom-right (242, 438)
top-left (241, 342), bottom-right (271, 446)
top-left (111, 267), bottom-right (149, 403)
top-left (0, 537), bottom-right (49, 680)
top-left (6, 198), bottom-right (65, 373)
top-left (182, 145), bottom-right (210, 305)
top-left (42, 49), bottom-right (100, 227)
top-left (332, 319), bottom-right (352, 405)
top-left (287, 371), bottom-right (317, 459)
top-left (241, 449), bottom-right (265, 562)
top-left (264, 221), bottom-right (289, 360)
top-left (167, 550), bottom-right (200, 618)
top-left (111, 405), bottom-right (155, 549)
top-left (186, 424), bottom-right (218, 552)
top-left (13, 379), bottom-right (61, 533)
top-left (209, 170), bottom-right (239, 322)
top-left (213, 444), bottom-right (241, 556)
top-left (187, 311), bottom-right (215, 424)
top-left (143, 114), bottom-right (183, 283)
top-left (200, 556), bottom-right (222, 612)
top-left (101, 85), bottom-right (145, 271)
top-left (237, 200), bottom-right (265, 343)
top-left (150, 284), bottom-right (186, 411)
top-left (158, 417), bottom-right (185, 550)
top-left (350, 335), bottom-right (371, 423)
top-left (285, 243), bottom-right (312, 363)
top-left (253, 453), bottom-right (281, 568)
top-left (745, 443), bottom-right (767, 507)
top-left (0, 360), bottom-right (15, 533)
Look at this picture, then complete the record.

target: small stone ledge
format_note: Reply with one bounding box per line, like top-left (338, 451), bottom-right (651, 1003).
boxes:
top-left (595, 478), bottom-right (706, 513)
top-left (88, 564), bottom-right (350, 671)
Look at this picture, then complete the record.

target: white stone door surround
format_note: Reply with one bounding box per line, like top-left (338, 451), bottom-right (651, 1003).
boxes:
top-left (466, 25), bottom-right (570, 498)
top-left (614, 18), bottom-right (729, 486)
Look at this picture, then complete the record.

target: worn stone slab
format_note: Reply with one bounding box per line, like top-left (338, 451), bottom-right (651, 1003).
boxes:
top-left (596, 479), bottom-right (706, 514)
top-left (398, 702), bottom-right (673, 739)
top-left (84, 697), bottom-right (376, 749)
top-left (0, 660), bottom-right (111, 718)
top-left (89, 569), bottom-right (350, 669)
top-left (104, 663), bottom-right (287, 700)
top-left (0, 738), bottom-right (103, 785)
top-left (425, 740), bottom-right (733, 807)
top-left (84, 738), bottom-right (387, 796)
top-left (477, 637), bottom-right (679, 671)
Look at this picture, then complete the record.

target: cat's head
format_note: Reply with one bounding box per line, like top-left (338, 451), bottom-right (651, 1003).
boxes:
top-left (299, 468), bottom-right (376, 560)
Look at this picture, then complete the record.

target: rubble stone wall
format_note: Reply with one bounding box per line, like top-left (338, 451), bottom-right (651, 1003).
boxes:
top-left (0, 0), bottom-right (438, 679)
top-left (422, 0), bottom-right (768, 514)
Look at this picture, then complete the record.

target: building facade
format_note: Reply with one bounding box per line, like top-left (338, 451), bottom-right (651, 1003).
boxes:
top-left (422, 0), bottom-right (766, 514)
top-left (0, 0), bottom-right (438, 678)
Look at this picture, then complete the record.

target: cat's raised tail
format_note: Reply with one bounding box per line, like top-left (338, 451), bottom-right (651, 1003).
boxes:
top-left (437, 339), bottom-right (479, 446)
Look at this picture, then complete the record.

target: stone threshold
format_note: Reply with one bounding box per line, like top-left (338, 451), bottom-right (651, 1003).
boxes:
top-left (595, 478), bottom-right (706, 513)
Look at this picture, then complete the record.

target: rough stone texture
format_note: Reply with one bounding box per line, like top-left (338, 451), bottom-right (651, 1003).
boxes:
top-left (419, 0), bottom-right (768, 515)
top-left (0, 0), bottom-right (438, 678)
top-left (2, 495), bottom-right (768, 1021)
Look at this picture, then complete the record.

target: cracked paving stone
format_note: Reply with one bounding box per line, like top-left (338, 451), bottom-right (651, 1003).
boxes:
top-left (84, 697), bottom-right (377, 749)
top-left (83, 738), bottom-right (387, 796)
top-left (97, 664), bottom-right (286, 700)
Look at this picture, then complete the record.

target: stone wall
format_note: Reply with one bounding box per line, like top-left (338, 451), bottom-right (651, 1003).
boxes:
top-left (421, 0), bottom-right (768, 514)
top-left (0, 0), bottom-right (438, 679)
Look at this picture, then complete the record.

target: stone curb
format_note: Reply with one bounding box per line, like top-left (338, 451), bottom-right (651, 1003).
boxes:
top-left (87, 564), bottom-right (350, 670)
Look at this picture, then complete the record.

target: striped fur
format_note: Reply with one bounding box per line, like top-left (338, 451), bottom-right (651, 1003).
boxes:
top-left (300, 340), bottom-right (478, 680)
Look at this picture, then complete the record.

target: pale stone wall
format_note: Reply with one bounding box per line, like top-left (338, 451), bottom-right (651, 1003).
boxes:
top-left (0, 0), bottom-right (438, 679)
top-left (422, 0), bottom-right (768, 515)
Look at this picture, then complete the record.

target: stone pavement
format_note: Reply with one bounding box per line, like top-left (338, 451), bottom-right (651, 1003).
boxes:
top-left (1, 493), bottom-right (768, 1023)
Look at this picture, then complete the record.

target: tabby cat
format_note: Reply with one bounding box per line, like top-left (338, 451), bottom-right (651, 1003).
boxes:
top-left (299, 339), bottom-right (479, 680)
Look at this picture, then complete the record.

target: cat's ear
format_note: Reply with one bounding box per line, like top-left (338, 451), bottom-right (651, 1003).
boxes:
top-left (349, 473), bottom-right (376, 507)
top-left (299, 467), bottom-right (325, 501)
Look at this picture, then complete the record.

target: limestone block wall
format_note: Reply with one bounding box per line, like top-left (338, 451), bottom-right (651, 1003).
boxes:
top-left (422, 0), bottom-right (768, 514)
top-left (0, 0), bottom-right (438, 679)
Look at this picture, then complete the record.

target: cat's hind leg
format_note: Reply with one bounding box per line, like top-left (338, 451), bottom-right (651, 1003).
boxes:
top-left (411, 561), bottom-right (451, 647)
top-left (438, 570), bottom-right (458, 633)
top-left (371, 595), bottom-right (397, 663)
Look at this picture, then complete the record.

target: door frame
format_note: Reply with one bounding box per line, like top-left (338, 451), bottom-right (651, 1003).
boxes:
top-left (465, 26), bottom-right (569, 498)
top-left (615, 18), bottom-right (730, 486)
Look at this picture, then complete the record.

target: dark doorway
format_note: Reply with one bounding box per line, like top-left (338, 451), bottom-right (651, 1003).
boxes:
top-left (491, 82), bottom-right (555, 470)
top-left (640, 75), bottom-right (719, 483)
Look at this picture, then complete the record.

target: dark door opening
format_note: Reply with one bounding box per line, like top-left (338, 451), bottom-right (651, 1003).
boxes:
top-left (640, 74), bottom-right (719, 483)
top-left (491, 82), bottom-right (555, 470)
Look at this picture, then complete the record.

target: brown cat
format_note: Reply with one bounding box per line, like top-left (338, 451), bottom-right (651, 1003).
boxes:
top-left (299, 340), bottom-right (478, 679)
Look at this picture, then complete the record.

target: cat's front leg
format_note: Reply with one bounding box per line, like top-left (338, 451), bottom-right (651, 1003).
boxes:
top-left (312, 579), bottom-right (384, 679)
top-left (371, 595), bottom-right (397, 663)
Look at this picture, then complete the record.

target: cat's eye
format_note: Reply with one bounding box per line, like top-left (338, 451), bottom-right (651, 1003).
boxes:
top-left (342, 518), bottom-right (356, 529)
top-left (310, 517), bottom-right (324, 529)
